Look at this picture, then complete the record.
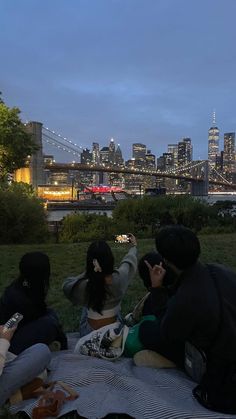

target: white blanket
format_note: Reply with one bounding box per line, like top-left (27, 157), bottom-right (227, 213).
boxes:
top-left (10, 348), bottom-right (236, 419)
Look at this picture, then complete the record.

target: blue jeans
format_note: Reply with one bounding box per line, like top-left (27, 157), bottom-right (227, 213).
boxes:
top-left (0, 343), bottom-right (51, 406)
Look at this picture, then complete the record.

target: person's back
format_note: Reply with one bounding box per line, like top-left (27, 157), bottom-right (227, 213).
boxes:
top-left (0, 252), bottom-right (67, 354)
top-left (63, 236), bottom-right (137, 336)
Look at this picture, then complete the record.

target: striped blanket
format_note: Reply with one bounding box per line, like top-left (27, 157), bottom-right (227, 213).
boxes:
top-left (10, 347), bottom-right (236, 419)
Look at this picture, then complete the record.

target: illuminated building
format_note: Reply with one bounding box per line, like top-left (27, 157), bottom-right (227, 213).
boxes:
top-left (145, 151), bottom-right (156, 169)
top-left (223, 132), bottom-right (236, 181)
top-left (132, 143), bottom-right (146, 162)
top-left (80, 148), bottom-right (93, 186)
top-left (92, 142), bottom-right (100, 164)
top-left (208, 112), bottom-right (219, 167)
top-left (178, 138), bottom-right (192, 166)
top-left (37, 185), bottom-right (74, 201)
top-left (92, 142), bottom-right (100, 185)
top-left (109, 138), bottom-right (115, 164)
top-left (115, 144), bottom-right (124, 166)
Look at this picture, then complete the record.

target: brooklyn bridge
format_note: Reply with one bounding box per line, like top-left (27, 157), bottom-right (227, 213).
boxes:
top-left (15, 121), bottom-right (236, 197)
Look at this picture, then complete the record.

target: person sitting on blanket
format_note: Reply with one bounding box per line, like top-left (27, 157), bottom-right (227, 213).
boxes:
top-left (138, 251), bottom-right (177, 317)
top-left (63, 234), bottom-right (137, 337)
top-left (0, 323), bottom-right (51, 406)
top-left (0, 252), bottom-right (68, 354)
top-left (138, 225), bottom-right (236, 413)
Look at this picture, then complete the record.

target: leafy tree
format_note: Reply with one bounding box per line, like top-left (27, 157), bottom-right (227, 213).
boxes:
top-left (0, 95), bottom-right (37, 181)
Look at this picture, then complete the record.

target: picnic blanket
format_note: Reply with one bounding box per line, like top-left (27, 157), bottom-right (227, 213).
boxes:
top-left (9, 334), bottom-right (236, 419)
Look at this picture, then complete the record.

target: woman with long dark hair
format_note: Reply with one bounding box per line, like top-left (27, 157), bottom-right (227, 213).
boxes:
top-left (0, 252), bottom-right (67, 354)
top-left (63, 235), bottom-right (137, 337)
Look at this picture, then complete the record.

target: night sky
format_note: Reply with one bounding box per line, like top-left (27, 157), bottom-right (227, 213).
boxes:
top-left (1, 0), bottom-right (236, 162)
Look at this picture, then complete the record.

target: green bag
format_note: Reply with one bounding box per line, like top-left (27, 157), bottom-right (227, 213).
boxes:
top-left (124, 315), bottom-right (156, 357)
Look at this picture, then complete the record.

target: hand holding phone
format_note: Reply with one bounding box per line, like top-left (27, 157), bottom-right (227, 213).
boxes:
top-left (3, 312), bottom-right (23, 332)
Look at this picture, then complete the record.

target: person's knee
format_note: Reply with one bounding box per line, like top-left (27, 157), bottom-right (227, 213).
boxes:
top-left (30, 343), bottom-right (51, 364)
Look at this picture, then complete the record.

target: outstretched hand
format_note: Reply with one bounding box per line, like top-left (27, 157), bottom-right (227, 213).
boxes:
top-left (128, 233), bottom-right (137, 246)
top-left (144, 260), bottom-right (166, 288)
top-left (0, 325), bottom-right (16, 342)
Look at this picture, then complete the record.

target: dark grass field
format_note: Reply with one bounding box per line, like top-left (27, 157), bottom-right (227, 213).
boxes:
top-left (1, 234), bottom-right (236, 418)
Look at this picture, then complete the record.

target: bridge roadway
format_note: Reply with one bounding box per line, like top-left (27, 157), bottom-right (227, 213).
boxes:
top-left (45, 162), bottom-right (203, 182)
top-left (45, 162), bottom-right (236, 189)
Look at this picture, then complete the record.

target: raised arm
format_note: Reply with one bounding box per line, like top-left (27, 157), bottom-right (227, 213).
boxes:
top-left (112, 234), bottom-right (138, 294)
top-left (62, 273), bottom-right (88, 305)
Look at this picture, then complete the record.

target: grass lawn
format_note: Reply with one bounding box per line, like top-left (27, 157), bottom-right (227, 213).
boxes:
top-left (0, 233), bottom-right (236, 418)
top-left (1, 234), bottom-right (236, 331)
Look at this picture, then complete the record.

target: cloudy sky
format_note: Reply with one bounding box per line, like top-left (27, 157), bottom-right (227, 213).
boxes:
top-left (1, 0), bottom-right (236, 162)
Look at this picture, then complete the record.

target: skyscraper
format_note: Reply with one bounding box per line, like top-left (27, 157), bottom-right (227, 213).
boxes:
top-left (178, 138), bottom-right (192, 167)
top-left (168, 144), bottom-right (178, 168)
top-left (92, 142), bottom-right (100, 164)
top-left (145, 150), bottom-right (156, 169)
top-left (109, 138), bottom-right (115, 164)
top-left (132, 143), bottom-right (146, 160)
top-left (223, 132), bottom-right (235, 181)
top-left (208, 112), bottom-right (220, 167)
top-left (115, 144), bottom-right (124, 165)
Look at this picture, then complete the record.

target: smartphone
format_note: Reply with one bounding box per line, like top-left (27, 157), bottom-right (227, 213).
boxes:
top-left (115, 234), bottom-right (131, 243)
top-left (3, 312), bottom-right (23, 331)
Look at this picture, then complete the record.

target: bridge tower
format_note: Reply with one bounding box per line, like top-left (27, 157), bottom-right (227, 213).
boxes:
top-left (25, 121), bottom-right (44, 188)
top-left (190, 160), bottom-right (209, 196)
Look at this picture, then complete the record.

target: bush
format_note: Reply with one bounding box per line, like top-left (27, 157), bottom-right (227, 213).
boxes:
top-left (59, 212), bottom-right (115, 243)
top-left (0, 184), bottom-right (48, 243)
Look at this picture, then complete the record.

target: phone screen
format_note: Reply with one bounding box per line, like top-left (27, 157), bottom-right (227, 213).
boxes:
top-left (115, 234), bottom-right (130, 243)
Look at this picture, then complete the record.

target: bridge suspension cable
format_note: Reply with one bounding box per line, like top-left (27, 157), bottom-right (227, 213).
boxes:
top-left (209, 166), bottom-right (232, 185)
top-left (42, 126), bottom-right (85, 153)
top-left (42, 132), bottom-right (82, 158)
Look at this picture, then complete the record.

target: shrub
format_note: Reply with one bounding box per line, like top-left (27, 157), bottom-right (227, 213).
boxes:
top-left (0, 184), bottom-right (48, 243)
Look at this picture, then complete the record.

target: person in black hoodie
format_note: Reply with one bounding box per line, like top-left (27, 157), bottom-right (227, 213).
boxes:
top-left (139, 225), bottom-right (236, 414)
top-left (0, 252), bottom-right (67, 354)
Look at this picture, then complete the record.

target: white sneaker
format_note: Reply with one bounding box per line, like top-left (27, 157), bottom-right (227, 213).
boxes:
top-left (134, 350), bottom-right (176, 368)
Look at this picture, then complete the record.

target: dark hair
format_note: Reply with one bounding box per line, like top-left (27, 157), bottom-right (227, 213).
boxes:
top-left (17, 252), bottom-right (50, 302)
top-left (155, 225), bottom-right (201, 270)
top-left (85, 240), bottom-right (114, 314)
top-left (138, 251), bottom-right (176, 289)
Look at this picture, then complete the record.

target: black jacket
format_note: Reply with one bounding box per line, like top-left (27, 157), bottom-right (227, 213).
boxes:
top-left (139, 261), bottom-right (236, 367)
top-left (0, 281), bottom-right (48, 325)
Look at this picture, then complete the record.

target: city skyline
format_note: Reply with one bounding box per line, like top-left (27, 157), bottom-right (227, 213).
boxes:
top-left (1, 0), bottom-right (236, 162)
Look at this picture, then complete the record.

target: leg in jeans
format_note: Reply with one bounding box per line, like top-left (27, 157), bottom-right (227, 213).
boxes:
top-left (10, 312), bottom-right (67, 355)
top-left (79, 307), bottom-right (94, 337)
top-left (0, 343), bottom-right (51, 406)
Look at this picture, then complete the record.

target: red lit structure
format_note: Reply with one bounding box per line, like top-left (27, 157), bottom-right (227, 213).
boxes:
top-left (83, 186), bottom-right (123, 193)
